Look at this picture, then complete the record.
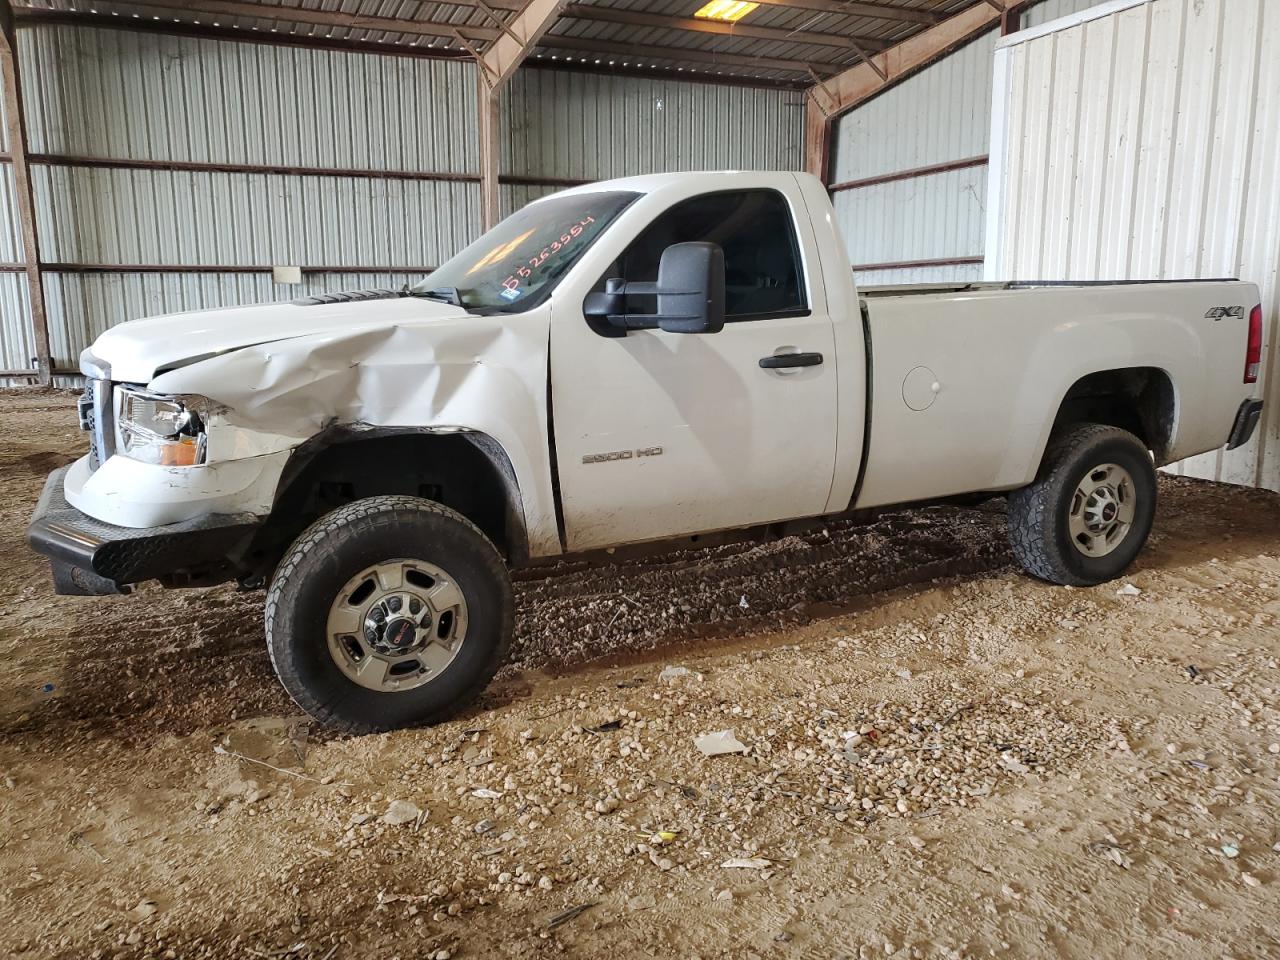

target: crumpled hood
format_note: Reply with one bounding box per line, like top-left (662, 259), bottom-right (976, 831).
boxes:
top-left (88, 295), bottom-right (473, 384)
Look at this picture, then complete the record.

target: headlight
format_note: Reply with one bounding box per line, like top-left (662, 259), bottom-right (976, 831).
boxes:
top-left (115, 388), bottom-right (208, 467)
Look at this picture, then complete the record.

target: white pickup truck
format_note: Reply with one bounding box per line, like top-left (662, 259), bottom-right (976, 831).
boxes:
top-left (28, 172), bottom-right (1265, 732)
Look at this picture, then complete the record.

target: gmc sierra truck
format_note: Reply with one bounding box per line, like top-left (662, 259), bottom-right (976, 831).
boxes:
top-left (27, 172), bottom-right (1266, 733)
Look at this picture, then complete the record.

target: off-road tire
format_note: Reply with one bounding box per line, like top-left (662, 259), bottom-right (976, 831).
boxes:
top-left (265, 496), bottom-right (514, 734)
top-left (1007, 423), bottom-right (1156, 586)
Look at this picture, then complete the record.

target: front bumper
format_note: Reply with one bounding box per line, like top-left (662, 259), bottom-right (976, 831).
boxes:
top-left (27, 466), bottom-right (261, 595)
top-left (1227, 399), bottom-right (1264, 450)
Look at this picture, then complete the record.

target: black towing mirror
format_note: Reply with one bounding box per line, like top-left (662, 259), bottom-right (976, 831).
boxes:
top-left (584, 241), bottom-right (726, 337)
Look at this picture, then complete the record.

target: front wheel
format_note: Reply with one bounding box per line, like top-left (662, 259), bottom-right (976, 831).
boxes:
top-left (265, 496), bottom-right (514, 734)
top-left (1007, 424), bottom-right (1156, 586)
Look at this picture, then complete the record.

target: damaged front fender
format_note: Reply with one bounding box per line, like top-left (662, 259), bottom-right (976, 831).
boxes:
top-left (147, 314), bottom-right (561, 558)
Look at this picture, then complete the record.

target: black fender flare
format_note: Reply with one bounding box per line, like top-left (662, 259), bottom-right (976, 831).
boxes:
top-left (270, 423), bottom-right (529, 563)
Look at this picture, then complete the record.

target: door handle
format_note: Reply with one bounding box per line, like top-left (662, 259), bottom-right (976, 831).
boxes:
top-left (759, 351), bottom-right (824, 369)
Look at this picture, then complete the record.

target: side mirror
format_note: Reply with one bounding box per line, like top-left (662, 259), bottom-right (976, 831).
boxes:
top-left (652, 241), bottom-right (725, 334)
top-left (583, 241), bottom-right (725, 335)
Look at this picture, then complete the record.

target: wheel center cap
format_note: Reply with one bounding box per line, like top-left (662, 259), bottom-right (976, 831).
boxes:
top-left (384, 618), bottom-right (418, 650)
top-left (1101, 502), bottom-right (1117, 522)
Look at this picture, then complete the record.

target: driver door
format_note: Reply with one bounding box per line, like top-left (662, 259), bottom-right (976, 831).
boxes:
top-left (550, 187), bottom-right (838, 552)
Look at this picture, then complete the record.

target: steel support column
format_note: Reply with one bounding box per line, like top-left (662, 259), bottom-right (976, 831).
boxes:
top-left (477, 78), bottom-right (502, 231)
top-left (1, 2), bottom-right (50, 384)
top-left (804, 94), bottom-right (832, 183)
top-left (472, 0), bottom-right (568, 229)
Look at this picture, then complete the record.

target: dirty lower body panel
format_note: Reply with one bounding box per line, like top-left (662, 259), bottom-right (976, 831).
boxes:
top-left (26, 465), bottom-right (260, 595)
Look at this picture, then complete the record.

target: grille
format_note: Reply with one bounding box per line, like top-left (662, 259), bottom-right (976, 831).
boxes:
top-left (79, 379), bottom-right (116, 471)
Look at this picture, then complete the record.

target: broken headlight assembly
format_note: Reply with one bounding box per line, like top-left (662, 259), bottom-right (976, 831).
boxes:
top-left (115, 387), bottom-right (209, 467)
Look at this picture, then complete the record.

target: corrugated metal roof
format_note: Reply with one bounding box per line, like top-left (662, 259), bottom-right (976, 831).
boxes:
top-left (14, 0), bottom-right (987, 84)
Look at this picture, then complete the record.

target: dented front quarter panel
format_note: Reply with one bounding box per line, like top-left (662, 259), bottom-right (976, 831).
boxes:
top-left (148, 310), bottom-right (561, 558)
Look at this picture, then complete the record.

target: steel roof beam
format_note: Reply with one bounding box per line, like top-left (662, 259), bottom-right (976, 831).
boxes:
top-left (1, 0), bottom-right (52, 384)
top-left (474, 0), bottom-right (570, 228)
top-left (752, 1), bottom-right (939, 26)
top-left (539, 34), bottom-right (842, 76)
top-left (479, 0), bottom-right (568, 85)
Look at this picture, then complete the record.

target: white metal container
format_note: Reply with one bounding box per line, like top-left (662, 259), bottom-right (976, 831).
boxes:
top-left (985, 0), bottom-right (1280, 490)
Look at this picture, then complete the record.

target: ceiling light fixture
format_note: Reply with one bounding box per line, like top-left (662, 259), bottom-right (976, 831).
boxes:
top-left (693, 0), bottom-right (759, 23)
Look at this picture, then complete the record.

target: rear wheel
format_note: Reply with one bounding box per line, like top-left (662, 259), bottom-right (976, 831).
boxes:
top-left (265, 496), bottom-right (513, 734)
top-left (1007, 424), bottom-right (1156, 586)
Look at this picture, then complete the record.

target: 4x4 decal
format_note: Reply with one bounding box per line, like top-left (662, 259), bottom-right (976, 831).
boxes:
top-left (1205, 306), bottom-right (1245, 320)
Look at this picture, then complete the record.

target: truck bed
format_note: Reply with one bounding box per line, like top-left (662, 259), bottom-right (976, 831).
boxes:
top-left (852, 277), bottom-right (1257, 511)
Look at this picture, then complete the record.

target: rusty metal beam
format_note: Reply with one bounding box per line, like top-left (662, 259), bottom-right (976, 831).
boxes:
top-left (0, 150), bottom-right (484, 182)
top-left (539, 34), bottom-right (842, 76)
top-left (2, 366), bottom-right (78, 378)
top-left (853, 255), bottom-right (984, 271)
top-left (828, 154), bottom-right (988, 192)
top-left (847, 34), bottom-right (887, 79)
top-left (525, 55), bottom-right (808, 89)
top-left (1001, 3), bottom-right (1021, 35)
top-left (477, 82), bottom-right (502, 230)
top-left (1, 3), bottom-right (52, 385)
top-left (468, 0), bottom-right (569, 229)
top-left (804, 94), bottom-right (831, 182)
top-left (753, 0), bottom-right (938, 26)
top-left (480, 0), bottom-right (568, 86)
top-left (561, 4), bottom-right (891, 53)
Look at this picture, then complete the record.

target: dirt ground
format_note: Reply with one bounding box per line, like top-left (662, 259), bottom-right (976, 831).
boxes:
top-left (2, 387), bottom-right (1279, 960)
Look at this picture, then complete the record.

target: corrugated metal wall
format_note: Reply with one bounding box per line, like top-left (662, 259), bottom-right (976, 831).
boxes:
top-left (0, 25), bottom-right (482, 377)
top-left (985, 0), bottom-right (1280, 491)
top-left (831, 32), bottom-right (995, 286)
top-left (0, 26), bottom-right (804, 380)
top-left (503, 69), bottom-right (801, 215)
top-left (24, 28), bottom-right (479, 171)
top-left (829, 0), bottom-right (1101, 288)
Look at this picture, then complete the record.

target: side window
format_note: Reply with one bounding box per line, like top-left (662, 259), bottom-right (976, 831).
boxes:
top-left (596, 189), bottom-right (808, 321)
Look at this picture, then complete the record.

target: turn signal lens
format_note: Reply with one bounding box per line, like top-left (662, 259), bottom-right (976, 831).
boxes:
top-left (1246, 303), bottom-right (1262, 384)
top-left (159, 435), bottom-right (202, 466)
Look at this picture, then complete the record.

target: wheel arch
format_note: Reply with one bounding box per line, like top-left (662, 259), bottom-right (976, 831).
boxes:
top-left (252, 425), bottom-right (529, 571)
top-left (1048, 366), bottom-right (1178, 466)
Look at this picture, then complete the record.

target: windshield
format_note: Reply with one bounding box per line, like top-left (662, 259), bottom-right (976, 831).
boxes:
top-left (412, 190), bottom-right (639, 313)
